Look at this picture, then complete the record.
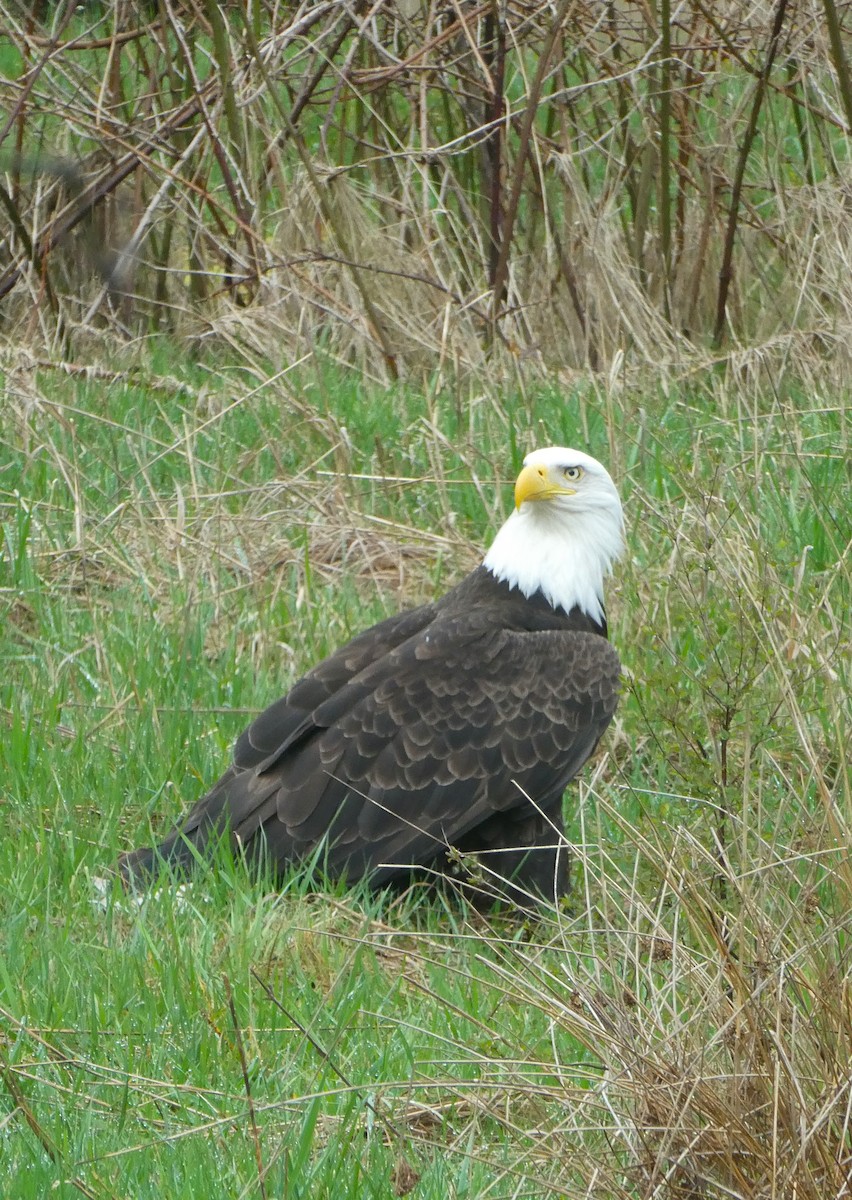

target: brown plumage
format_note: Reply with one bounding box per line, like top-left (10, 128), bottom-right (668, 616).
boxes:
top-left (119, 447), bottom-right (624, 903)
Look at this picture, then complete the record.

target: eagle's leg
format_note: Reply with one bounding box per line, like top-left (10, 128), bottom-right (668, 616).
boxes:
top-left (453, 800), bottom-right (570, 906)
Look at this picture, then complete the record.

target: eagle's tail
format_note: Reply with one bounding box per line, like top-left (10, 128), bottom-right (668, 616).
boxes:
top-left (118, 824), bottom-right (212, 888)
top-left (118, 779), bottom-right (240, 890)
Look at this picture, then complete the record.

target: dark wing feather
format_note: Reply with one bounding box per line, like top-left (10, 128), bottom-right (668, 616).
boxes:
top-left (232, 601), bottom-right (438, 769)
top-left (118, 602), bottom-right (435, 881)
top-left (120, 607), bottom-right (620, 892)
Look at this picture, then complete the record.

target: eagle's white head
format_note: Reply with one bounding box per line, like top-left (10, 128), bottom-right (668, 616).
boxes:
top-left (483, 446), bottom-right (624, 623)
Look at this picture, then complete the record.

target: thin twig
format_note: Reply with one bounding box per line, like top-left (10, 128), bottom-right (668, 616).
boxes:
top-left (250, 968), bottom-right (402, 1146)
top-left (820, 0), bottom-right (852, 132)
top-left (0, 1041), bottom-right (98, 1199)
top-left (713, 0), bottom-right (790, 346)
top-left (223, 975), bottom-right (268, 1200)
top-left (489, 0), bottom-right (574, 324)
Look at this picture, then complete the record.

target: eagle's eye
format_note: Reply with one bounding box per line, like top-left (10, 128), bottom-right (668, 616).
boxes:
top-left (563, 466), bottom-right (583, 482)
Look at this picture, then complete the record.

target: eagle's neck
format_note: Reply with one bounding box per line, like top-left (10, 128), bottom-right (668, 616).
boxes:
top-left (482, 503), bottom-right (622, 625)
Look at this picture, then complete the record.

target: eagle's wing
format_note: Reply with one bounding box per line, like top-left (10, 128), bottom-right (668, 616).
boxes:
top-left (232, 601), bottom-right (439, 769)
top-left (118, 601), bottom-right (436, 882)
top-left (164, 612), bottom-right (621, 887)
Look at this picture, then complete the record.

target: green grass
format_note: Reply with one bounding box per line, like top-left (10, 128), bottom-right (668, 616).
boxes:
top-left (0, 355), bottom-right (849, 1197)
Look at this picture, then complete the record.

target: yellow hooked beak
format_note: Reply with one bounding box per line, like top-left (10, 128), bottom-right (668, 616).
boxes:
top-left (514, 464), bottom-right (576, 509)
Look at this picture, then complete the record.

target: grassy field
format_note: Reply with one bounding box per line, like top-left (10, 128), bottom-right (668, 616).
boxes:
top-left (0, 352), bottom-right (848, 1197)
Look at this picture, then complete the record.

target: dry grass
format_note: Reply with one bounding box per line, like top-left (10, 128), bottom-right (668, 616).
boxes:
top-left (1, 0), bottom-right (851, 384)
top-left (432, 803), bottom-right (852, 1199)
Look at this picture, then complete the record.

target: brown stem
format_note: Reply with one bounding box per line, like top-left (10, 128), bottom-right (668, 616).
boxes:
top-left (224, 975), bottom-right (268, 1200)
top-left (482, 1), bottom-right (506, 297)
top-left (658, 0), bottom-right (673, 322)
top-left (490, 0), bottom-right (575, 323)
top-left (820, 0), bottom-right (852, 132)
top-left (713, 0), bottom-right (789, 347)
top-left (0, 1043), bottom-right (97, 1199)
top-left (240, 7), bottom-right (400, 378)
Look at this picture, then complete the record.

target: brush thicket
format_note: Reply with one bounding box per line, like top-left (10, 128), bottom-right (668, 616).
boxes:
top-left (1, 0), bottom-right (851, 384)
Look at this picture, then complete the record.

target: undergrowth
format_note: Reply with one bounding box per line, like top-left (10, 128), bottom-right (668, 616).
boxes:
top-left (2, 1), bottom-right (852, 381)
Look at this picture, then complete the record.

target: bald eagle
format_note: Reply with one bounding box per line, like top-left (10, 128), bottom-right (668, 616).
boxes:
top-left (119, 447), bottom-right (623, 903)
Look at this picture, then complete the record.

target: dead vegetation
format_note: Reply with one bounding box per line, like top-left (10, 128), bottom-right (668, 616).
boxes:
top-left (1, 0), bottom-right (852, 382)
